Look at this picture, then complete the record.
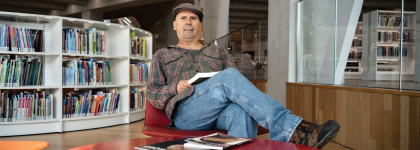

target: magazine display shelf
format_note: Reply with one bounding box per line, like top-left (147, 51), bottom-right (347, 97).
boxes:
top-left (0, 11), bottom-right (152, 136)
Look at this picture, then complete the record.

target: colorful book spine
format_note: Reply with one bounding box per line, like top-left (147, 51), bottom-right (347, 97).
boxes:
top-left (62, 89), bottom-right (120, 118)
top-left (0, 90), bottom-right (53, 122)
top-left (62, 58), bottom-right (112, 86)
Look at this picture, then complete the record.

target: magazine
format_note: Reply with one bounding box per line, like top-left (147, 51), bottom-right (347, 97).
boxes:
top-left (187, 72), bottom-right (219, 85)
top-left (135, 138), bottom-right (208, 150)
top-left (184, 133), bottom-right (253, 150)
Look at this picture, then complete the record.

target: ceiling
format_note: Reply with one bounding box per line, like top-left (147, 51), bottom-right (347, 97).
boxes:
top-left (0, 0), bottom-right (415, 37)
top-left (0, 0), bottom-right (177, 32)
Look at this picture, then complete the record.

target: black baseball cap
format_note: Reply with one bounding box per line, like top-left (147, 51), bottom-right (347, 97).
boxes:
top-left (172, 3), bottom-right (203, 22)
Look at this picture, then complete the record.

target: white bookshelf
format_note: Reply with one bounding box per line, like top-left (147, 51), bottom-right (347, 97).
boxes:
top-left (128, 27), bottom-right (151, 123)
top-left (0, 11), bottom-right (152, 136)
top-left (362, 10), bottom-right (415, 81)
top-left (345, 22), bottom-right (363, 80)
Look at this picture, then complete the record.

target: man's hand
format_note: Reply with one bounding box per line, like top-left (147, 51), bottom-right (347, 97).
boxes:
top-left (177, 80), bottom-right (193, 94)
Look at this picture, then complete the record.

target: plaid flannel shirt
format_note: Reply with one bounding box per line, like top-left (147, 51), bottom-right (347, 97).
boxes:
top-left (146, 43), bottom-right (235, 120)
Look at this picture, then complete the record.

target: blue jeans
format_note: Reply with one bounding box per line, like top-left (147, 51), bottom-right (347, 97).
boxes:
top-left (172, 68), bottom-right (302, 142)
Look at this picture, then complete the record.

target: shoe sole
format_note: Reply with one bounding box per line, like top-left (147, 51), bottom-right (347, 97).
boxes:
top-left (314, 120), bottom-right (340, 149)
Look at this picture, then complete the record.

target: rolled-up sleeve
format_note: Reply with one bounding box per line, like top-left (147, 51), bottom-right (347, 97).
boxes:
top-left (146, 52), bottom-right (177, 110)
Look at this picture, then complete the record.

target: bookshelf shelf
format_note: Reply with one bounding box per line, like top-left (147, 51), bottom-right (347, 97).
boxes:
top-left (129, 109), bottom-right (145, 123)
top-left (350, 47), bottom-right (362, 49)
top-left (0, 119), bottom-right (59, 125)
top-left (62, 84), bottom-right (128, 89)
top-left (130, 109), bottom-right (145, 113)
top-left (62, 112), bottom-right (128, 132)
top-left (130, 57), bottom-right (152, 61)
top-left (0, 11), bottom-right (152, 136)
top-left (362, 10), bottom-right (415, 81)
top-left (377, 27), bottom-right (416, 30)
top-left (62, 112), bottom-right (127, 121)
top-left (130, 83), bottom-right (147, 87)
top-left (0, 51), bottom-right (60, 56)
top-left (345, 72), bottom-right (362, 75)
top-left (62, 53), bottom-right (128, 59)
top-left (1, 119), bottom-right (60, 136)
top-left (0, 85), bottom-right (60, 89)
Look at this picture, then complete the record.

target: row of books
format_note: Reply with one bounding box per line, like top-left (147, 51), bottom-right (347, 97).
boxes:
top-left (346, 61), bottom-right (359, 67)
top-left (348, 51), bottom-right (362, 60)
top-left (63, 89), bottom-right (120, 118)
top-left (130, 63), bottom-right (148, 85)
top-left (377, 31), bottom-right (411, 43)
top-left (0, 90), bottom-right (53, 122)
top-left (352, 38), bottom-right (362, 47)
top-left (0, 24), bottom-right (44, 52)
top-left (378, 15), bottom-right (407, 28)
top-left (355, 27), bottom-right (362, 35)
top-left (345, 68), bottom-right (359, 72)
top-left (130, 36), bottom-right (147, 59)
top-left (377, 46), bottom-right (408, 57)
top-left (0, 56), bottom-right (43, 87)
top-left (62, 28), bottom-right (106, 55)
top-left (130, 88), bottom-right (145, 111)
top-left (62, 58), bottom-right (112, 86)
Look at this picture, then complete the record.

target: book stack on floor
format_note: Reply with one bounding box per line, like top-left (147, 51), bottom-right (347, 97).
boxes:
top-left (135, 133), bottom-right (253, 150)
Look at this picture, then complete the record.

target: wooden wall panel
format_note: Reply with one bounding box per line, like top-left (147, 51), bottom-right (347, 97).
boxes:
top-left (286, 83), bottom-right (420, 150)
top-left (408, 97), bottom-right (419, 150)
top-left (249, 80), bottom-right (267, 93)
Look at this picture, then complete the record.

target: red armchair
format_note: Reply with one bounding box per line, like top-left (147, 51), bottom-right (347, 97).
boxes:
top-left (142, 99), bottom-right (269, 138)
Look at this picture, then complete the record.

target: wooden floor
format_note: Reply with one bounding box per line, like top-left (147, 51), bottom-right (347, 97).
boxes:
top-left (0, 120), bottom-right (352, 150)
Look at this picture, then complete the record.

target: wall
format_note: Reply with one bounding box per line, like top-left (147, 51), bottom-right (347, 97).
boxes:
top-left (286, 83), bottom-right (420, 150)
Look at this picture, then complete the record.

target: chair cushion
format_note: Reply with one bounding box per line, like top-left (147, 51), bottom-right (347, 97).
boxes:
top-left (144, 99), bottom-right (170, 126)
top-left (143, 99), bottom-right (269, 138)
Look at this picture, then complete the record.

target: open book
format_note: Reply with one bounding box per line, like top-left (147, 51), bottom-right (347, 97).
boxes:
top-left (187, 72), bottom-right (219, 85)
top-left (135, 138), bottom-right (189, 150)
top-left (184, 133), bottom-right (253, 150)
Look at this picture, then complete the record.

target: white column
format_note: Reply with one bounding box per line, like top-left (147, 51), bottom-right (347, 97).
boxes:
top-left (201, 0), bottom-right (230, 47)
top-left (267, 0), bottom-right (298, 105)
top-left (334, 0), bottom-right (363, 84)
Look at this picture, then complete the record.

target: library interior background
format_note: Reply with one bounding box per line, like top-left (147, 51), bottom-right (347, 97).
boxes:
top-left (0, 0), bottom-right (419, 150)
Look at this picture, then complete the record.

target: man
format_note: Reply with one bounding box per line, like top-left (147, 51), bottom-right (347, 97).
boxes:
top-left (146, 3), bottom-right (340, 149)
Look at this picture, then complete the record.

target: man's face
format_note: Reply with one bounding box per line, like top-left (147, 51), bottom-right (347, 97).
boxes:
top-left (173, 9), bottom-right (202, 42)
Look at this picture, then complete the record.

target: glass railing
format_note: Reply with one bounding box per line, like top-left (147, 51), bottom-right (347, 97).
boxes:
top-left (297, 0), bottom-right (420, 91)
top-left (212, 17), bottom-right (268, 80)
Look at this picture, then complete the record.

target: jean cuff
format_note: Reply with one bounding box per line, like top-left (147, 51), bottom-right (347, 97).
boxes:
top-left (285, 116), bottom-right (303, 142)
